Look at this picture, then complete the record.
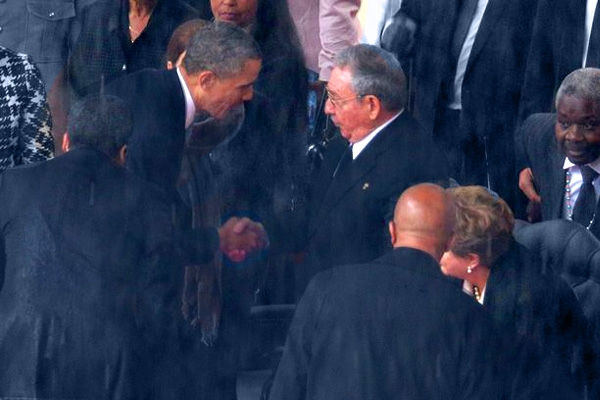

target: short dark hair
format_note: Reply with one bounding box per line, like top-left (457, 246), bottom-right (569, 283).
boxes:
top-left (67, 95), bottom-right (133, 158)
top-left (165, 19), bottom-right (210, 66)
top-left (334, 44), bottom-right (407, 111)
top-left (183, 21), bottom-right (262, 77)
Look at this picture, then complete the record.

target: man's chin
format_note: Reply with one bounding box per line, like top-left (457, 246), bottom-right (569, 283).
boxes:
top-left (565, 151), bottom-right (599, 165)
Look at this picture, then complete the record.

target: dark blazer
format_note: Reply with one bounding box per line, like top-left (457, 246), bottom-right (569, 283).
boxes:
top-left (515, 220), bottom-right (600, 395)
top-left (517, 113), bottom-right (600, 238)
top-left (483, 242), bottom-right (590, 398)
top-left (520, 113), bottom-right (570, 218)
top-left (106, 68), bottom-right (187, 199)
top-left (298, 112), bottom-right (448, 297)
top-left (400, 0), bottom-right (538, 201)
top-left (271, 248), bottom-right (505, 400)
top-left (519, 0), bottom-right (588, 121)
top-left (0, 149), bottom-right (177, 399)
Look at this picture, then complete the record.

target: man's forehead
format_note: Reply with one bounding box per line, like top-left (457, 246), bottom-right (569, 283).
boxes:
top-left (328, 67), bottom-right (354, 94)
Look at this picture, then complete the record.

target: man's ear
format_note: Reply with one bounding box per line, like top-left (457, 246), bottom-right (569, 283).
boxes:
top-left (466, 253), bottom-right (482, 270)
top-left (62, 132), bottom-right (71, 153)
top-left (117, 144), bottom-right (127, 166)
top-left (365, 95), bottom-right (382, 121)
top-left (389, 221), bottom-right (397, 246)
top-left (198, 70), bottom-right (218, 90)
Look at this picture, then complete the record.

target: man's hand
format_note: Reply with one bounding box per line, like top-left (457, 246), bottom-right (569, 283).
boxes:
top-left (218, 217), bottom-right (269, 262)
top-left (518, 168), bottom-right (541, 203)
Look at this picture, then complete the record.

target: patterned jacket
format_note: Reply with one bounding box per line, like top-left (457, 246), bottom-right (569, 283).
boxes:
top-left (0, 46), bottom-right (54, 172)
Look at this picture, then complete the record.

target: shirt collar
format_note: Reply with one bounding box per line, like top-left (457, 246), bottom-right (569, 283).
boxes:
top-left (563, 156), bottom-right (600, 175)
top-left (176, 67), bottom-right (196, 129)
top-left (352, 110), bottom-right (403, 160)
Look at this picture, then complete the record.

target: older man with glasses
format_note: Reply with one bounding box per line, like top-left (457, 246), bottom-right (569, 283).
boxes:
top-left (295, 44), bottom-right (449, 299)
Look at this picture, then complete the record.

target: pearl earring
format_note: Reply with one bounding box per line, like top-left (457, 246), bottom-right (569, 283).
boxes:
top-left (467, 266), bottom-right (473, 274)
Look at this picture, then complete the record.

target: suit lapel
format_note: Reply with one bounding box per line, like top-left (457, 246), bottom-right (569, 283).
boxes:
top-left (466, 0), bottom-right (507, 70)
top-left (548, 139), bottom-right (566, 220)
top-left (308, 118), bottom-right (400, 237)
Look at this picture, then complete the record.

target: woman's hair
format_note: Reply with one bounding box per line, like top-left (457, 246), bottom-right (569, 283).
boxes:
top-left (165, 19), bottom-right (210, 66)
top-left (253, 0), bottom-right (304, 62)
top-left (447, 186), bottom-right (515, 266)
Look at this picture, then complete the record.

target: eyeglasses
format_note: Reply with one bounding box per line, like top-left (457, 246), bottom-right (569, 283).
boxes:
top-left (325, 87), bottom-right (363, 108)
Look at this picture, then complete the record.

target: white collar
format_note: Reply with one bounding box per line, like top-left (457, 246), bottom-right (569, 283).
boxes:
top-left (176, 67), bottom-right (196, 129)
top-left (563, 156), bottom-right (600, 174)
top-left (352, 110), bottom-right (403, 160)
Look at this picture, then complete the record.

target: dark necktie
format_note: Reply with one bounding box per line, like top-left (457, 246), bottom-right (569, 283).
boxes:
top-left (450, 0), bottom-right (479, 67)
top-left (586, 2), bottom-right (600, 67)
top-left (572, 165), bottom-right (599, 226)
top-left (333, 144), bottom-right (353, 178)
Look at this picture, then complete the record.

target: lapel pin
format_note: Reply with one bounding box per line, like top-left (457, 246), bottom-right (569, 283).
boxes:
top-left (362, 182), bottom-right (370, 190)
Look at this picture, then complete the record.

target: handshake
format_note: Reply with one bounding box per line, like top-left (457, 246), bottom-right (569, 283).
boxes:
top-left (218, 216), bottom-right (269, 262)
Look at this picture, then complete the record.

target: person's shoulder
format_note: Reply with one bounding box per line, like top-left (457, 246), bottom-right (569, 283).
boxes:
top-left (0, 46), bottom-right (37, 72)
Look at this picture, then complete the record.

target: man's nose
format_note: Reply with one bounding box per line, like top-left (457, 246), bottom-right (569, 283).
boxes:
top-left (565, 123), bottom-right (585, 140)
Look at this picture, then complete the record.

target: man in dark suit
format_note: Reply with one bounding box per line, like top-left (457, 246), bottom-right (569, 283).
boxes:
top-left (297, 44), bottom-right (448, 298)
top-left (520, 68), bottom-right (600, 239)
top-left (519, 0), bottom-right (600, 122)
top-left (518, 0), bottom-right (600, 207)
top-left (399, 0), bottom-right (538, 208)
top-left (107, 22), bottom-right (270, 399)
top-left (0, 95), bottom-right (177, 399)
top-left (271, 184), bottom-right (504, 400)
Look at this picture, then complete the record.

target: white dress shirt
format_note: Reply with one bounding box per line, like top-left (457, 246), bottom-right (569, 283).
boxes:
top-left (448, 0), bottom-right (490, 110)
top-left (352, 111), bottom-right (403, 159)
top-left (176, 67), bottom-right (196, 129)
top-left (562, 157), bottom-right (600, 219)
top-left (583, 0), bottom-right (599, 67)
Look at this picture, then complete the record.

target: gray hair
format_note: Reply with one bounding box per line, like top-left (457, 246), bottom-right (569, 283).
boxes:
top-left (183, 21), bottom-right (262, 78)
top-left (68, 95), bottom-right (132, 158)
top-left (334, 44), bottom-right (407, 111)
top-left (555, 68), bottom-right (600, 108)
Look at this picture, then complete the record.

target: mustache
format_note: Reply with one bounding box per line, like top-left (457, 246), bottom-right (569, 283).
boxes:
top-left (562, 140), bottom-right (591, 151)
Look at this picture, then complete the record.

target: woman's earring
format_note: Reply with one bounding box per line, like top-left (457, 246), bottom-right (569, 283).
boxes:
top-left (467, 265), bottom-right (473, 274)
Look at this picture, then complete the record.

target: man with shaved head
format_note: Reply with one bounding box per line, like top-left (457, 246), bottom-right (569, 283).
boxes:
top-left (270, 183), bottom-right (505, 400)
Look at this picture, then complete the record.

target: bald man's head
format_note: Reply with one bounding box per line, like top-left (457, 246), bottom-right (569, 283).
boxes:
top-left (388, 183), bottom-right (455, 261)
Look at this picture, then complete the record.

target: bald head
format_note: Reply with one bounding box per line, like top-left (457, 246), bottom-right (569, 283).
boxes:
top-left (389, 183), bottom-right (455, 261)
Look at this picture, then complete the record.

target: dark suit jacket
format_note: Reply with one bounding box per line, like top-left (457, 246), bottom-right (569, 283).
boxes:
top-left (271, 248), bottom-right (505, 400)
top-left (519, 113), bottom-right (600, 239)
top-left (484, 242), bottom-right (590, 398)
top-left (106, 68), bottom-right (187, 199)
top-left (515, 219), bottom-right (600, 395)
top-left (298, 112), bottom-right (448, 297)
top-left (520, 113), bottom-right (573, 222)
top-left (0, 149), bottom-right (178, 399)
top-left (400, 0), bottom-right (537, 201)
top-left (519, 0), bottom-right (588, 121)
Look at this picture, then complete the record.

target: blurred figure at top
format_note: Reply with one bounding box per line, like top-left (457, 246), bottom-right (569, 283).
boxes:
top-left (47, 0), bottom-right (198, 151)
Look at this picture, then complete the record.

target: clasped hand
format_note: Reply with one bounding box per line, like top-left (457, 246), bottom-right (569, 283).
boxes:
top-left (218, 216), bottom-right (269, 262)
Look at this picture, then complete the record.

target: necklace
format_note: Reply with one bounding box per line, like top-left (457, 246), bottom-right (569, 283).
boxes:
top-left (473, 285), bottom-right (482, 303)
top-left (565, 169), bottom-right (596, 229)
